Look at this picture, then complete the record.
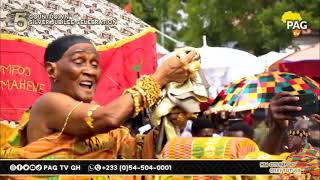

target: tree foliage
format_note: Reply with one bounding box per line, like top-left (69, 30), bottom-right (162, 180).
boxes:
top-left (110, 0), bottom-right (320, 55)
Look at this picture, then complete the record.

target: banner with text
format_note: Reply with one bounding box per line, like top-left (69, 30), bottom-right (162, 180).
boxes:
top-left (0, 32), bottom-right (157, 121)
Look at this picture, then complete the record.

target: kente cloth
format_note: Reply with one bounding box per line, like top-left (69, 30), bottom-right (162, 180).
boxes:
top-left (159, 138), bottom-right (292, 180)
top-left (282, 143), bottom-right (320, 178)
top-left (0, 122), bottom-right (17, 147)
top-left (0, 111), bottom-right (146, 180)
top-left (1, 110), bottom-right (145, 159)
top-left (160, 137), bottom-right (259, 159)
top-left (1, 127), bottom-right (140, 159)
top-left (159, 137), bottom-right (258, 180)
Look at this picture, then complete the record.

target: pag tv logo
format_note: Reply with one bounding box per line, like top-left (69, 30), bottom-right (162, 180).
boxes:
top-left (281, 11), bottom-right (308, 37)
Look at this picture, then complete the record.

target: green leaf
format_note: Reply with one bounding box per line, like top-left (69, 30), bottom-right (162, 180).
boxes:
top-left (132, 64), bottom-right (141, 72)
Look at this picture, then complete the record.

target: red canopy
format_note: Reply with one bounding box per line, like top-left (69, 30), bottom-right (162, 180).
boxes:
top-left (270, 43), bottom-right (320, 83)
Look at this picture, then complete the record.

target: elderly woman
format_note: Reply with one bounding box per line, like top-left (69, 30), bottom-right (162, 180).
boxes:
top-left (1, 35), bottom-right (197, 159)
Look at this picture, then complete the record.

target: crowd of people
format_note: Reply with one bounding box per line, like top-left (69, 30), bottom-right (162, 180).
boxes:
top-left (1, 35), bottom-right (319, 179)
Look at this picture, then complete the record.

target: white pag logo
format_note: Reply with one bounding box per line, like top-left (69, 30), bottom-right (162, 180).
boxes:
top-left (281, 11), bottom-right (308, 37)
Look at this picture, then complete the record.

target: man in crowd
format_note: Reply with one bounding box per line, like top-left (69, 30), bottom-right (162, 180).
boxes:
top-left (191, 116), bottom-right (216, 137)
top-left (224, 121), bottom-right (254, 140)
top-left (261, 92), bottom-right (320, 154)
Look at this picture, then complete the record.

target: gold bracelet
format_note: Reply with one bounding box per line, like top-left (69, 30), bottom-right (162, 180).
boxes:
top-left (85, 105), bottom-right (100, 129)
top-left (133, 86), bottom-right (147, 107)
top-left (135, 75), bottom-right (161, 107)
top-left (124, 88), bottom-right (141, 118)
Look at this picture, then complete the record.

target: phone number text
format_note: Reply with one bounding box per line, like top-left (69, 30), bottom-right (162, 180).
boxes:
top-left (94, 164), bottom-right (172, 172)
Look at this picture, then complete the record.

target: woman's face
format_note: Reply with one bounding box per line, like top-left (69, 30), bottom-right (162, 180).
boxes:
top-left (51, 43), bottom-right (100, 103)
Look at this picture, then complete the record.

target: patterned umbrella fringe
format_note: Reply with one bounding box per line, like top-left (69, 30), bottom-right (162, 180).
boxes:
top-left (209, 102), bottom-right (269, 113)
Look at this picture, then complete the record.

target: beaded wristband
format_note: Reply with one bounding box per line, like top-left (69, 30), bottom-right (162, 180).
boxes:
top-left (85, 105), bottom-right (100, 129)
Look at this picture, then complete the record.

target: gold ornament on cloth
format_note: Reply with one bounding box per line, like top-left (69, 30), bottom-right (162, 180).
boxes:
top-left (186, 61), bottom-right (201, 77)
top-left (85, 105), bottom-right (100, 129)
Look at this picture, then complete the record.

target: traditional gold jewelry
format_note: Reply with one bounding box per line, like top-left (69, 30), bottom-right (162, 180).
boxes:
top-left (85, 105), bottom-right (100, 129)
top-left (57, 101), bottom-right (83, 138)
top-left (288, 129), bottom-right (310, 137)
top-left (135, 75), bottom-right (161, 107)
top-left (124, 88), bottom-right (141, 118)
top-left (133, 86), bottom-right (147, 107)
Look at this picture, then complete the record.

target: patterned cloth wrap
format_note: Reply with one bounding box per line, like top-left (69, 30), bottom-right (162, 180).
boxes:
top-left (159, 137), bottom-right (259, 180)
top-left (280, 143), bottom-right (320, 179)
top-left (0, 122), bottom-right (17, 147)
top-left (160, 137), bottom-right (320, 180)
top-left (161, 137), bottom-right (259, 160)
top-left (0, 110), bottom-right (144, 180)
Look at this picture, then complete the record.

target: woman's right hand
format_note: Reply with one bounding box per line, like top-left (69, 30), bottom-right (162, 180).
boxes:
top-left (152, 51), bottom-right (198, 87)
